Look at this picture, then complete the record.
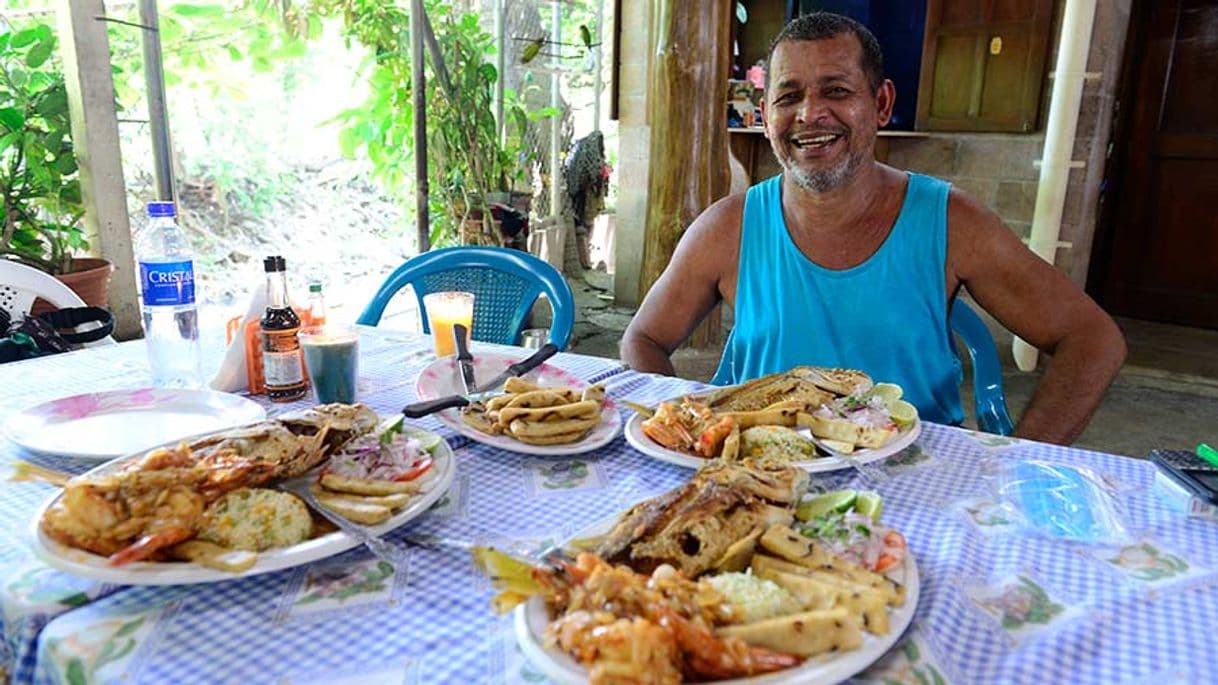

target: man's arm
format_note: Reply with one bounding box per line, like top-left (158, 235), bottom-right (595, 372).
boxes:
top-left (948, 190), bottom-right (1127, 444)
top-left (620, 196), bottom-right (742, 375)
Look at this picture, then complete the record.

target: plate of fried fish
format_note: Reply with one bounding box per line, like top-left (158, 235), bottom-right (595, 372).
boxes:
top-left (623, 367), bottom-right (921, 473)
top-left (30, 404), bottom-right (455, 585)
top-left (472, 460), bottom-right (918, 685)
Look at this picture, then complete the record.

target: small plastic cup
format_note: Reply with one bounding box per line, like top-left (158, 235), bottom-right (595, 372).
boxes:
top-left (520, 327), bottom-right (549, 349)
top-left (298, 325), bottom-right (359, 404)
top-left (423, 291), bottom-right (474, 357)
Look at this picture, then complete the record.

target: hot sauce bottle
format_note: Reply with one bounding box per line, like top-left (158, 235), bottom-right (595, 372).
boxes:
top-left (260, 256), bottom-right (308, 402)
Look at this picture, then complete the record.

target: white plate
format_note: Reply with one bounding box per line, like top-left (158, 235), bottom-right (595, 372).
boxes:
top-left (414, 351), bottom-right (622, 456)
top-left (28, 424), bottom-right (455, 585)
top-left (624, 411), bottom-right (921, 473)
top-left (515, 517), bottom-right (920, 685)
top-left (4, 388), bottom-right (267, 461)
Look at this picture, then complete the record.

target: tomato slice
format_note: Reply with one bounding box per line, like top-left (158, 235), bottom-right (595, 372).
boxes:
top-left (393, 456), bottom-right (433, 481)
top-left (874, 553), bottom-right (901, 573)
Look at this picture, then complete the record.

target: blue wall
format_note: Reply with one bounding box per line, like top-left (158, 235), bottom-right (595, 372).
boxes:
top-left (795, 0), bottom-right (928, 130)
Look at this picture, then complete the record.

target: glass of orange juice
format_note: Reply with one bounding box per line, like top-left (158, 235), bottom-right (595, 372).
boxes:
top-left (423, 291), bottom-right (474, 357)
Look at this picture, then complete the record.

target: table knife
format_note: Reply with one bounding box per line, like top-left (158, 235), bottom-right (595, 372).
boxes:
top-left (472, 342), bottom-right (559, 398)
top-left (453, 324), bottom-right (477, 395)
top-left (400, 343), bottom-right (559, 418)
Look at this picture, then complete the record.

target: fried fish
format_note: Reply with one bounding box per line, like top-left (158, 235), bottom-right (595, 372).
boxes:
top-left (595, 460), bottom-right (809, 577)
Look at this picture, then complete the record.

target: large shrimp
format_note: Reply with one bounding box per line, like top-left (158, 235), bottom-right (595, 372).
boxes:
top-left (550, 611), bottom-right (682, 685)
top-left (642, 399), bottom-right (738, 458)
top-left (474, 550), bottom-right (803, 684)
top-left (41, 444), bottom-right (275, 565)
top-left (656, 608), bottom-right (801, 681)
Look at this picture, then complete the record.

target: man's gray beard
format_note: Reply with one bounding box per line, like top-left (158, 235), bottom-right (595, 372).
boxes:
top-left (781, 148), bottom-right (864, 193)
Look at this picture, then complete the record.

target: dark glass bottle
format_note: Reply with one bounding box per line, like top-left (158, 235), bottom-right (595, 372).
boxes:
top-left (260, 256), bottom-right (308, 402)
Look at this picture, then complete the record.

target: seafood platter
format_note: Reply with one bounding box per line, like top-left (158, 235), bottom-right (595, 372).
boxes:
top-left (624, 367), bottom-right (921, 472)
top-left (475, 460), bottom-right (917, 684)
top-left (31, 404), bottom-right (454, 584)
top-left (414, 350), bottom-right (622, 455)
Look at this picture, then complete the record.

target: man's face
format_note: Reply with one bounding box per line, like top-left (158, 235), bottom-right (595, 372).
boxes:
top-left (763, 33), bottom-right (894, 193)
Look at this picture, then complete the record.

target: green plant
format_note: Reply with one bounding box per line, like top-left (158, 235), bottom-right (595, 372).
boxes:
top-left (323, 0), bottom-right (552, 247)
top-left (0, 24), bottom-right (86, 275)
top-left (425, 9), bottom-right (508, 222)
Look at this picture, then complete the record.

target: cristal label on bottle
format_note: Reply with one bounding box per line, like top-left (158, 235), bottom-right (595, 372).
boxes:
top-left (139, 260), bottom-right (196, 306)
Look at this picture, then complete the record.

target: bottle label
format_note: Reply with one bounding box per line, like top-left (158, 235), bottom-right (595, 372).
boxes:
top-left (140, 260), bottom-right (196, 306)
top-left (263, 351), bottom-right (304, 386)
top-left (262, 330), bottom-right (303, 387)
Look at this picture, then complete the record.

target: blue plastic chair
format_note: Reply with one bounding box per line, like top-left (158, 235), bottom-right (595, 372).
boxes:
top-left (357, 246), bottom-right (576, 350)
top-left (950, 300), bottom-right (1016, 436)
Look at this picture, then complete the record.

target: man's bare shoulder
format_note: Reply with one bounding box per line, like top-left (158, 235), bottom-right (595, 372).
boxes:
top-left (945, 185), bottom-right (1003, 232)
top-left (672, 192), bottom-right (745, 276)
top-left (686, 192), bottom-right (746, 242)
top-left (944, 185), bottom-right (1025, 263)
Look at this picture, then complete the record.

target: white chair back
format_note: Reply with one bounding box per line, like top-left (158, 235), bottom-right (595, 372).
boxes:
top-left (0, 260), bottom-right (116, 346)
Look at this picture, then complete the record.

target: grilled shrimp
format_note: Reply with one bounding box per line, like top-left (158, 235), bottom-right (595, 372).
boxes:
top-left (656, 607), bottom-right (801, 680)
top-left (473, 550), bottom-right (803, 684)
top-left (642, 399), bottom-right (738, 458)
top-left (41, 444), bottom-right (275, 564)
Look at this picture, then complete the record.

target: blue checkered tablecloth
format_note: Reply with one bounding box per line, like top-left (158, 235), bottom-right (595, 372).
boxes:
top-left (1, 329), bottom-right (1215, 685)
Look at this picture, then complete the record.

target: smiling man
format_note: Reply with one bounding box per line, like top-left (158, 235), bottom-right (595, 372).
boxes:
top-left (620, 12), bottom-right (1127, 445)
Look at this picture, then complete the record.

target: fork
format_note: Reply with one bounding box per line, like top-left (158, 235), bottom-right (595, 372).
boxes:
top-left (400, 530), bottom-right (573, 567)
top-left (808, 435), bottom-right (891, 487)
top-left (279, 476), bottom-right (406, 567)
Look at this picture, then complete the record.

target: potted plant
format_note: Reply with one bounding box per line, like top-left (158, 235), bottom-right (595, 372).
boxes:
top-left (0, 23), bottom-right (111, 309)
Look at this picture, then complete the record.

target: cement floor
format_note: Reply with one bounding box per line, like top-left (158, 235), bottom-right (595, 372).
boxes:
top-left (565, 270), bottom-right (1218, 459)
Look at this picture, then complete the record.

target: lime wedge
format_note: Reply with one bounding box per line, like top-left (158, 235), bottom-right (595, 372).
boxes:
top-left (377, 414), bottom-right (406, 445)
top-left (403, 426), bottom-right (445, 452)
top-left (890, 400), bottom-right (918, 427)
top-left (868, 382), bottom-right (904, 403)
top-left (796, 489), bottom-right (858, 521)
top-left (854, 491), bottom-right (883, 522)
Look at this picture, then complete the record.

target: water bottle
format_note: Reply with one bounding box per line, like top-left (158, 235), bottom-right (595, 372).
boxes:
top-left (137, 201), bottom-right (201, 387)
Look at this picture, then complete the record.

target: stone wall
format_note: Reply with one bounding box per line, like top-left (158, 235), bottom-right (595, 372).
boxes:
top-left (884, 133), bottom-right (1043, 242)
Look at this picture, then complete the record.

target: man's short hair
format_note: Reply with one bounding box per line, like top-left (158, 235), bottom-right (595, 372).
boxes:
top-left (766, 12), bottom-right (884, 92)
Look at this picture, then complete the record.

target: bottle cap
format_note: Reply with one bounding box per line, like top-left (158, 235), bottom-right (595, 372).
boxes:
top-left (308, 282), bottom-right (323, 293)
top-left (147, 201), bottom-right (176, 218)
top-left (263, 256), bottom-right (286, 272)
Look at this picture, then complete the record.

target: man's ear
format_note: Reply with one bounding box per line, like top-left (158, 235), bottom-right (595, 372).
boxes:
top-left (876, 79), bottom-right (896, 127)
top-left (760, 100), bottom-right (771, 139)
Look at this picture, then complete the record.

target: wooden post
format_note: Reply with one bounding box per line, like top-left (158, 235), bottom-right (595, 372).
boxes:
top-left (638, 0), bottom-right (731, 347)
top-left (56, 0), bottom-right (140, 340)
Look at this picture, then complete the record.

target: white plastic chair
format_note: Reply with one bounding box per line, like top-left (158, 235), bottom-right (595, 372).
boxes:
top-left (0, 259), bottom-right (115, 346)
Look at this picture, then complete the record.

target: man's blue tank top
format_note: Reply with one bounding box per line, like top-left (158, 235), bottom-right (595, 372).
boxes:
top-left (711, 172), bottom-right (964, 426)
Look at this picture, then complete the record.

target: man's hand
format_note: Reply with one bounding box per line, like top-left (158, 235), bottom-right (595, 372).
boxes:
top-left (620, 195), bottom-right (743, 375)
top-left (948, 190), bottom-right (1126, 444)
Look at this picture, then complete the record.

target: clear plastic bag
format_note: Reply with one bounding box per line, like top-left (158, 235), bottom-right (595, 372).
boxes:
top-left (984, 458), bottom-right (1131, 545)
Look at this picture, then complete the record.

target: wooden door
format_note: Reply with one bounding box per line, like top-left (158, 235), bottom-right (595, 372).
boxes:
top-left (1093, 0), bottom-right (1218, 329)
top-left (916, 0), bottom-right (1053, 132)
